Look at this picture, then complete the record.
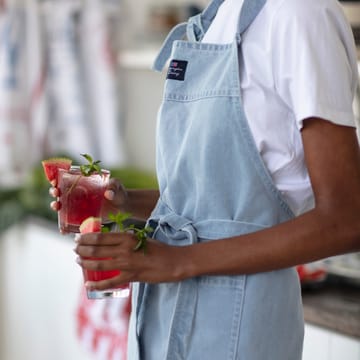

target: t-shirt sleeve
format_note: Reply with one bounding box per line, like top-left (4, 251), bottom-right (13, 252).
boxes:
top-left (271, 0), bottom-right (358, 130)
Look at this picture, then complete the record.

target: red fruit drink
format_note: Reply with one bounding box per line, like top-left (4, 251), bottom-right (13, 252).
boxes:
top-left (84, 268), bottom-right (129, 299)
top-left (83, 266), bottom-right (129, 299)
top-left (83, 261), bottom-right (129, 299)
top-left (80, 217), bottom-right (130, 299)
top-left (83, 267), bottom-right (120, 282)
top-left (57, 166), bottom-right (110, 233)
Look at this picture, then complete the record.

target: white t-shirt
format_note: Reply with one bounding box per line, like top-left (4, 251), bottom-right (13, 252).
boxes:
top-left (202, 0), bottom-right (358, 215)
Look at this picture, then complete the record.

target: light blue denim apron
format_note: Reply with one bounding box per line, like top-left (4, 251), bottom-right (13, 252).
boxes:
top-left (127, 0), bottom-right (304, 359)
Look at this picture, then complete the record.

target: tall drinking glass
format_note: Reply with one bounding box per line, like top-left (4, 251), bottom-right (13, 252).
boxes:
top-left (58, 166), bottom-right (110, 233)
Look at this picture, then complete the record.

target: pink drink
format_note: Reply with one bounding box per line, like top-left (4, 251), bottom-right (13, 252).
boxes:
top-left (83, 260), bottom-right (129, 299)
top-left (82, 256), bottom-right (129, 299)
top-left (84, 265), bottom-right (130, 299)
top-left (83, 266), bottom-right (120, 282)
top-left (58, 166), bottom-right (110, 233)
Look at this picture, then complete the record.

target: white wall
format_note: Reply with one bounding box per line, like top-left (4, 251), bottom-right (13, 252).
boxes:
top-left (117, 0), bottom-right (209, 172)
top-left (122, 0), bottom-right (208, 29)
top-left (120, 64), bottom-right (165, 172)
top-left (119, 0), bottom-right (208, 48)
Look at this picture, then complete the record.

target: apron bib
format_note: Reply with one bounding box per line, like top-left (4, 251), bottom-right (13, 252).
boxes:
top-left (128, 1), bottom-right (304, 359)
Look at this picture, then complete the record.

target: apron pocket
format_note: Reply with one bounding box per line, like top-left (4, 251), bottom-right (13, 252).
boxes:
top-left (185, 275), bottom-right (245, 360)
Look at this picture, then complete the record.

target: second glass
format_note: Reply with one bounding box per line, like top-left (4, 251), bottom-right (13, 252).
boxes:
top-left (83, 268), bottom-right (130, 299)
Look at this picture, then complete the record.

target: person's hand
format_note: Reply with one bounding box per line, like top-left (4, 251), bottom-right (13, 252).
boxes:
top-left (49, 180), bottom-right (60, 212)
top-left (102, 178), bottom-right (128, 221)
top-left (74, 231), bottom-right (189, 290)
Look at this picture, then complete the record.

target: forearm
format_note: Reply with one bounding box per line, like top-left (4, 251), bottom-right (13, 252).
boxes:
top-left (181, 206), bottom-right (360, 279)
top-left (124, 189), bottom-right (160, 220)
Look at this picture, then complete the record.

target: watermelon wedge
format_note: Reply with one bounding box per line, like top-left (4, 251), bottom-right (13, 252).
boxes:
top-left (79, 217), bottom-right (102, 234)
top-left (41, 157), bottom-right (72, 184)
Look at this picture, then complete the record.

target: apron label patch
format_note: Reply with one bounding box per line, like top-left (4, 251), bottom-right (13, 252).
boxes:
top-left (167, 60), bottom-right (188, 81)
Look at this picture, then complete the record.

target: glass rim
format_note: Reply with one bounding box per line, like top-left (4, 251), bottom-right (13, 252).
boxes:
top-left (58, 165), bottom-right (111, 175)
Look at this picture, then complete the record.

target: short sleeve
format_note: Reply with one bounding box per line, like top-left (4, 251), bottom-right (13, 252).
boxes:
top-left (271, 0), bottom-right (358, 129)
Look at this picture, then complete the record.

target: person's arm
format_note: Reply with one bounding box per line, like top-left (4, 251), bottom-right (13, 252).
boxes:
top-left (74, 118), bottom-right (360, 288)
top-left (180, 118), bottom-right (360, 278)
top-left (123, 189), bottom-right (160, 220)
top-left (101, 185), bottom-right (159, 223)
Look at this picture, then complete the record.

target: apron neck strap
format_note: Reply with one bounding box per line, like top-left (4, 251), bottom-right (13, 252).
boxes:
top-left (152, 0), bottom-right (266, 72)
top-left (152, 0), bottom-right (225, 72)
top-left (152, 22), bottom-right (188, 72)
top-left (237, 0), bottom-right (266, 38)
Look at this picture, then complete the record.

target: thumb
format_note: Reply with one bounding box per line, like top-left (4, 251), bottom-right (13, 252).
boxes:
top-left (104, 178), bottom-right (127, 207)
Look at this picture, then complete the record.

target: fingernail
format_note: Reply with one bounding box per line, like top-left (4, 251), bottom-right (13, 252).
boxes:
top-left (105, 190), bottom-right (115, 200)
top-left (74, 234), bottom-right (80, 242)
top-left (85, 281), bottom-right (94, 290)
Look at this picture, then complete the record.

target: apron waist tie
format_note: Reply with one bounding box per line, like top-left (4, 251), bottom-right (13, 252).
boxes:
top-left (156, 211), bottom-right (198, 245)
top-left (149, 199), bottom-right (269, 244)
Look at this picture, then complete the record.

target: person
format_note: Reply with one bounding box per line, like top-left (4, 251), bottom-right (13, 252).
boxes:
top-left (51, 0), bottom-right (360, 359)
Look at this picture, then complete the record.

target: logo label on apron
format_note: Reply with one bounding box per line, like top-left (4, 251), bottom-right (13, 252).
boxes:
top-left (167, 59), bottom-right (188, 81)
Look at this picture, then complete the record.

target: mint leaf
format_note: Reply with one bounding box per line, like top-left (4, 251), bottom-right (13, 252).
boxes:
top-left (109, 211), bottom-right (153, 253)
top-left (81, 153), bottom-right (93, 163)
top-left (79, 153), bottom-right (103, 177)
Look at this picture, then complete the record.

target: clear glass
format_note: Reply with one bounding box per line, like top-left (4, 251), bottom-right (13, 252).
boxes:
top-left (84, 277), bottom-right (130, 299)
top-left (57, 166), bottom-right (110, 233)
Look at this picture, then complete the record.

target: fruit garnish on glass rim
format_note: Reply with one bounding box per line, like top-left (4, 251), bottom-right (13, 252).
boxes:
top-left (41, 157), bottom-right (72, 185)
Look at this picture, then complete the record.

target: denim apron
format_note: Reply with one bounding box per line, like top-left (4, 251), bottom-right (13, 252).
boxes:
top-left (127, 0), bottom-right (304, 359)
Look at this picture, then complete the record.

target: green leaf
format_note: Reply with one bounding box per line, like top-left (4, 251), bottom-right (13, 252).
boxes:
top-left (81, 153), bottom-right (93, 163)
top-left (79, 153), bottom-right (103, 177)
top-left (108, 213), bottom-right (116, 222)
top-left (101, 225), bottom-right (111, 233)
top-left (109, 211), bottom-right (152, 254)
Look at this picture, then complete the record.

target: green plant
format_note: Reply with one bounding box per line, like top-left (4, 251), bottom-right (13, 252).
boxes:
top-left (106, 212), bottom-right (153, 253)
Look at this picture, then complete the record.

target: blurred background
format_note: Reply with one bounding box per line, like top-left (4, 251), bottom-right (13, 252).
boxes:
top-left (0, 1), bottom-right (359, 360)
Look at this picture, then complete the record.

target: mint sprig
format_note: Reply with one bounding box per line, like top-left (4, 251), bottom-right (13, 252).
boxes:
top-left (80, 153), bottom-right (103, 177)
top-left (107, 212), bottom-right (153, 253)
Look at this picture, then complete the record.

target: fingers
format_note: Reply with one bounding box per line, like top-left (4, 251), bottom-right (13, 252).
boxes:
top-left (75, 232), bottom-right (134, 246)
top-left (84, 275), bottom-right (129, 292)
top-left (75, 237), bottom-right (179, 285)
top-left (75, 244), bottom-right (122, 259)
top-left (76, 257), bottom-right (120, 271)
top-left (104, 189), bottom-right (115, 200)
top-left (49, 187), bottom-right (61, 212)
top-left (49, 187), bottom-right (59, 198)
top-left (75, 241), bottom-right (135, 291)
top-left (74, 232), bottom-right (135, 257)
top-left (50, 200), bottom-right (61, 211)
